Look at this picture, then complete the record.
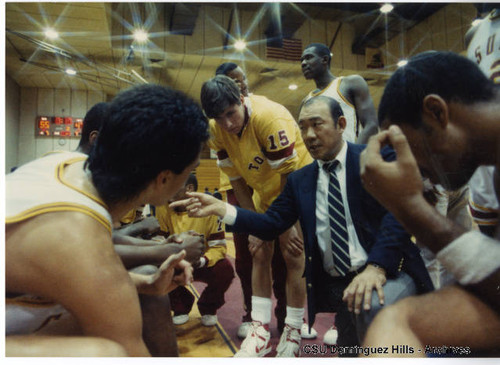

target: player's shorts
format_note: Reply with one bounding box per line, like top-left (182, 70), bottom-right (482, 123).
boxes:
top-left (6, 294), bottom-right (67, 335)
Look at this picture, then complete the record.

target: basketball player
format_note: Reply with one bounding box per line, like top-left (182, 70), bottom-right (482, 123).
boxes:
top-left (6, 84), bottom-right (208, 356)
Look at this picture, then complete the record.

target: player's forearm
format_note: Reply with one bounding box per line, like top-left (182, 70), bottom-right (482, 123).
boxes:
top-left (388, 195), bottom-right (465, 254)
top-left (357, 120), bottom-right (379, 144)
top-left (116, 244), bottom-right (182, 269)
top-left (112, 232), bottom-right (161, 246)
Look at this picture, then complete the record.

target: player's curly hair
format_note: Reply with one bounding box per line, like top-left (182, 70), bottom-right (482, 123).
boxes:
top-left (87, 84), bottom-right (208, 205)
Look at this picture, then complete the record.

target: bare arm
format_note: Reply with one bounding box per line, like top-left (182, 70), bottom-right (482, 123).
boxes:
top-left (114, 216), bottom-right (161, 238)
top-left (6, 212), bottom-right (151, 356)
top-left (343, 75), bottom-right (378, 144)
top-left (114, 234), bottom-right (205, 269)
top-left (360, 126), bottom-right (500, 310)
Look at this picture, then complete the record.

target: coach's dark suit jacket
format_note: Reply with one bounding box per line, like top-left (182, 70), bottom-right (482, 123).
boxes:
top-left (231, 143), bottom-right (433, 326)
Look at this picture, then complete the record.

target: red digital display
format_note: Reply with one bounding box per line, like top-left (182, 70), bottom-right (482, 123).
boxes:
top-left (73, 118), bottom-right (83, 130)
top-left (38, 118), bottom-right (50, 130)
top-left (37, 115), bottom-right (81, 138)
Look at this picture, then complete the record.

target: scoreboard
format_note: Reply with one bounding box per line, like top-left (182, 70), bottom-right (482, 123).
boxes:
top-left (36, 116), bottom-right (84, 138)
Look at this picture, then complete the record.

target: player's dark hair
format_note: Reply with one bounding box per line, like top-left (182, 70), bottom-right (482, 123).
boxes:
top-left (78, 102), bottom-right (109, 151)
top-left (215, 62), bottom-right (239, 76)
top-left (379, 51), bottom-right (497, 129)
top-left (87, 84), bottom-right (208, 205)
top-left (305, 43), bottom-right (332, 68)
top-left (200, 75), bottom-right (241, 118)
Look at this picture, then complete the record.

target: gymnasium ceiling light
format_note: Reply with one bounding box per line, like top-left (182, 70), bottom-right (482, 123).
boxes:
top-left (44, 28), bottom-right (59, 39)
top-left (380, 4), bottom-right (394, 14)
top-left (397, 59), bottom-right (408, 67)
top-left (65, 67), bottom-right (77, 75)
top-left (133, 28), bottom-right (149, 43)
top-left (234, 39), bottom-right (247, 51)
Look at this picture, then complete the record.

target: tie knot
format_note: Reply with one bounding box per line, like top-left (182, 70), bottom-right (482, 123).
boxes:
top-left (324, 160), bottom-right (340, 173)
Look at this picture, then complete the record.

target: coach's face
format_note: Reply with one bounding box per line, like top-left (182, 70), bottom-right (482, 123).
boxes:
top-left (299, 100), bottom-right (345, 161)
top-left (214, 94), bottom-right (246, 135)
top-left (381, 97), bottom-right (476, 190)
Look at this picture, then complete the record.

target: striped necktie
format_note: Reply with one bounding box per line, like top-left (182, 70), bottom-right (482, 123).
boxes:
top-left (324, 161), bottom-right (351, 276)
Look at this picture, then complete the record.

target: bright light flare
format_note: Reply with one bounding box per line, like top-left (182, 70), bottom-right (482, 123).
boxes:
top-left (288, 84), bottom-right (298, 90)
top-left (133, 29), bottom-right (149, 43)
top-left (65, 68), bottom-right (77, 75)
top-left (380, 4), bottom-right (394, 14)
top-left (234, 39), bottom-right (247, 51)
top-left (397, 59), bottom-right (408, 67)
top-left (44, 28), bottom-right (59, 39)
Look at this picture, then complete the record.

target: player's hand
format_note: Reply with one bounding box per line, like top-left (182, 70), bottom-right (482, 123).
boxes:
top-left (279, 225), bottom-right (303, 256)
top-left (342, 264), bottom-right (386, 314)
top-left (165, 230), bottom-right (200, 244)
top-left (360, 126), bottom-right (425, 216)
top-left (179, 234), bottom-right (205, 263)
top-left (169, 192), bottom-right (227, 218)
top-left (139, 250), bottom-right (193, 295)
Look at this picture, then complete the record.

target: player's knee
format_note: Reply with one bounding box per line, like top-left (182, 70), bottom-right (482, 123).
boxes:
top-left (252, 246), bottom-right (273, 264)
top-left (281, 251), bottom-right (304, 271)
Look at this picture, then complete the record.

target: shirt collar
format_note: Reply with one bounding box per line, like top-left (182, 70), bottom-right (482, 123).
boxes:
top-left (244, 96), bottom-right (252, 118)
top-left (317, 141), bottom-right (347, 171)
top-left (237, 96), bottom-right (252, 138)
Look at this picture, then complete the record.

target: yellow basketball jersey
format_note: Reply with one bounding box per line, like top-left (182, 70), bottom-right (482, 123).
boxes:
top-left (155, 205), bottom-right (226, 267)
top-left (209, 94), bottom-right (312, 212)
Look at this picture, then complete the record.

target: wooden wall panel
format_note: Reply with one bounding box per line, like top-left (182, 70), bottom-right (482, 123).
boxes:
top-left (328, 21), bottom-right (343, 70)
top-left (204, 5), bottom-right (224, 55)
top-left (6, 75), bottom-right (20, 172)
top-left (341, 23), bottom-right (357, 70)
top-left (407, 18), bottom-right (433, 57)
top-left (430, 8), bottom-right (448, 50)
top-left (195, 158), bottom-right (220, 193)
top-left (185, 8), bottom-right (203, 55)
top-left (445, 4), bottom-right (465, 52)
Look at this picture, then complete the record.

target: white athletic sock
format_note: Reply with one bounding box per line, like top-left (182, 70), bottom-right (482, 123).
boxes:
top-left (251, 296), bottom-right (272, 325)
top-left (284, 306), bottom-right (304, 329)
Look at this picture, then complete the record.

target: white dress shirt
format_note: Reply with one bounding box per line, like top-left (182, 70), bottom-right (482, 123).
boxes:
top-left (316, 141), bottom-right (368, 276)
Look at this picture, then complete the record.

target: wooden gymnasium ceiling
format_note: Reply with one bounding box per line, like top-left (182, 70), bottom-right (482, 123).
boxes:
top-left (5, 2), bottom-right (479, 112)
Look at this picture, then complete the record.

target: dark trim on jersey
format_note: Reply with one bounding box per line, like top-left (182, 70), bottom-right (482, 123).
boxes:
top-left (262, 142), bottom-right (295, 161)
top-left (469, 207), bottom-right (499, 220)
top-left (217, 150), bottom-right (229, 160)
top-left (208, 231), bottom-right (225, 241)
